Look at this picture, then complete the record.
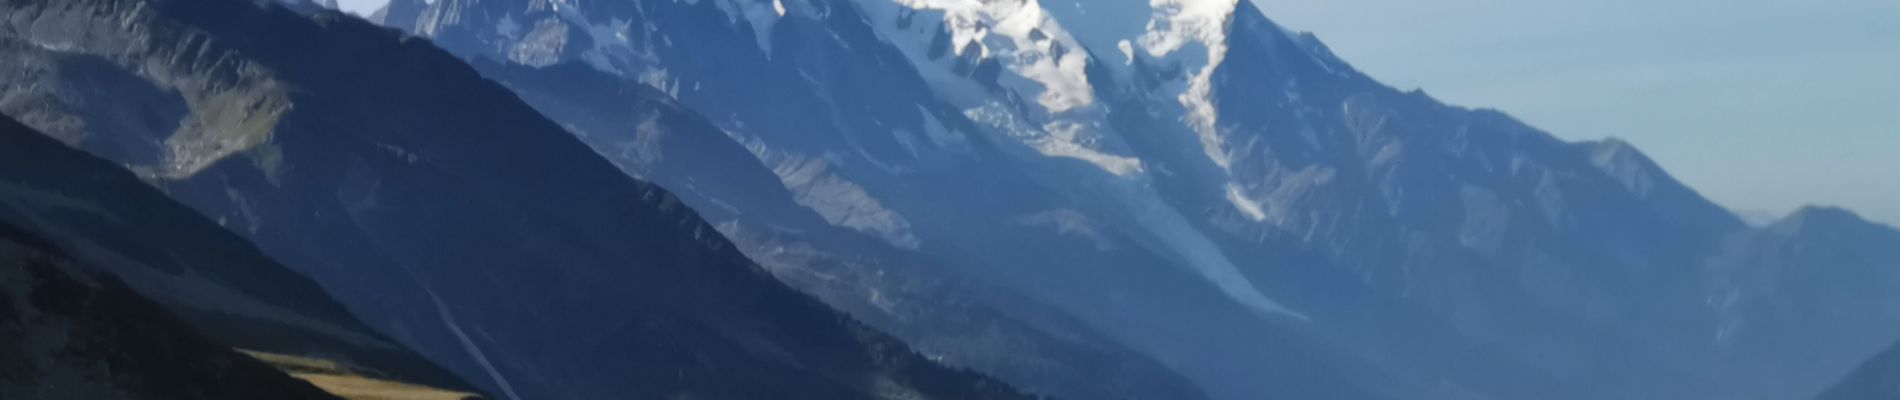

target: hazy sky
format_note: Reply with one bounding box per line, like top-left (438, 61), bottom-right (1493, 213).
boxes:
top-left (336, 0), bottom-right (386, 15)
top-left (335, 0), bottom-right (1897, 225)
top-left (1249, 0), bottom-right (1900, 225)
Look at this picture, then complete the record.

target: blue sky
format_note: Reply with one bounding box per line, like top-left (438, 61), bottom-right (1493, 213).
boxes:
top-left (1249, 0), bottom-right (1900, 225)
top-left (336, 0), bottom-right (387, 15)
top-left (338, 0), bottom-right (1897, 225)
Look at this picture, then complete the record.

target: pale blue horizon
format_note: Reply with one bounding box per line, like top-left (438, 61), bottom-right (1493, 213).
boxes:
top-left (1250, 0), bottom-right (1899, 226)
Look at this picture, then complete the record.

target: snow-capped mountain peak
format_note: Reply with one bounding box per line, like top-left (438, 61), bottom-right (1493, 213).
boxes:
top-left (1138, 0), bottom-right (1237, 58)
top-left (851, 0), bottom-right (1102, 114)
top-left (850, 0), bottom-right (1147, 177)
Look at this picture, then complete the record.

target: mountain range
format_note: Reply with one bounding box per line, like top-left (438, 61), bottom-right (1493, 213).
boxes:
top-left (1, 0), bottom-right (1895, 398)
top-left (0, 0), bottom-right (1026, 398)
top-left (363, 0), bottom-right (1900, 398)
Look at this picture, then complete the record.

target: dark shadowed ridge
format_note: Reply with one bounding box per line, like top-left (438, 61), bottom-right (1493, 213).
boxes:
top-left (0, 115), bottom-right (342, 400)
top-left (0, 88), bottom-right (476, 394)
top-left (1574, 138), bottom-right (1748, 237)
top-left (1722, 206), bottom-right (1900, 398)
top-left (1819, 340), bottom-right (1900, 400)
top-left (470, 58), bottom-right (1215, 400)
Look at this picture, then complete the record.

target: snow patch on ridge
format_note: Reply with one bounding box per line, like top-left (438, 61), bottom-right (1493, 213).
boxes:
top-left (842, 0), bottom-right (1308, 319)
top-left (861, 0), bottom-right (1098, 113)
top-left (961, 103), bottom-right (1145, 177)
top-left (849, 0), bottom-right (1144, 177)
top-left (1044, 0), bottom-right (1259, 217)
top-left (1226, 183), bottom-right (1267, 221)
top-left (1139, 0), bottom-right (1264, 222)
top-left (1117, 182), bottom-right (1304, 319)
top-left (1042, 121), bottom-right (1144, 176)
top-left (1145, 0), bottom-right (1241, 170)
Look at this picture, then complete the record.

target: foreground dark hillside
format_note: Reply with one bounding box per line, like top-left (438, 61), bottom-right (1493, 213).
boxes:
top-left (0, 93), bottom-right (472, 395)
top-left (0, 226), bottom-right (334, 400)
top-left (0, 115), bottom-right (340, 400)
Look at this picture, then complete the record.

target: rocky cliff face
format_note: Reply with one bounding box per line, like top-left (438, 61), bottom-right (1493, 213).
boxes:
top-left (0, 0), bottom-right (1029, 399)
